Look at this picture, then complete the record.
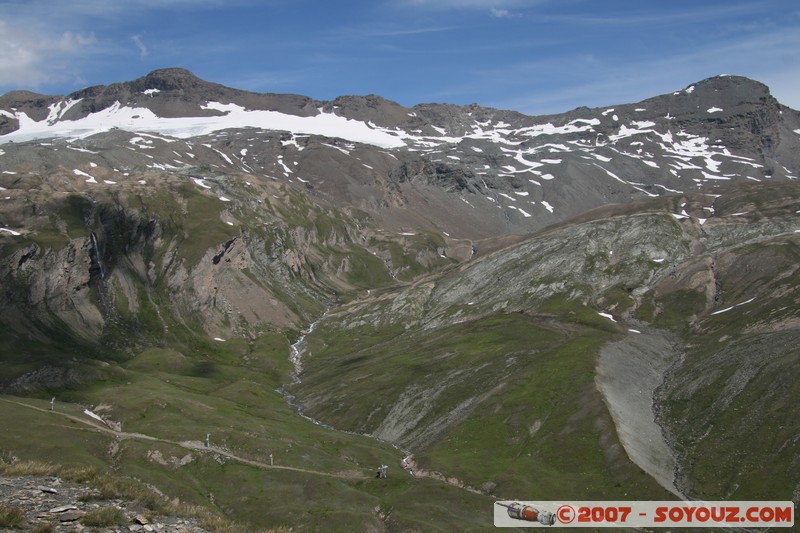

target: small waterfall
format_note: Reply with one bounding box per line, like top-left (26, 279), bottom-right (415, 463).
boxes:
top-left (278, 315), bottom-right (344, 429)
top-left (277, 314), bottom-right (416, 476)
top-left (288, 319), bottom-right (320, 382)
top-left (90, 231), bottom-right (105, 279)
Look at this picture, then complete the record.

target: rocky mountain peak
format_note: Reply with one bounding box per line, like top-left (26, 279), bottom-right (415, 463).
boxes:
top-left (636, 74), bottom-right (778, 117)
top-left (141, 67), bottom-right (204, 86)
top-left (691, 74), bottom-right (772, 98)
top-left (125, 67), bottom-right (224, 96)
top-left (64, 68), bottom-right (227, 115)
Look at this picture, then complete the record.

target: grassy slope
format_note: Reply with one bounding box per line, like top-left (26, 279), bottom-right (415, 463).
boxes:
top-left (296, 299), bottom-right (674, 502)
top-left (647, 236), bottom-right (800, 500)
top-left (0, 179), bottom-right (503, 530)
top-left (4, 179), bottom-right (799, 528)
top-left (293, 183), bottom-right (800, 506)
top-left (0, 332), bottom-right (496, 531)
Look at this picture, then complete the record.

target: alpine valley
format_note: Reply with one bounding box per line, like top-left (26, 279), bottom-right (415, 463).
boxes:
top-left (1, 68), bottom-right (799, 531)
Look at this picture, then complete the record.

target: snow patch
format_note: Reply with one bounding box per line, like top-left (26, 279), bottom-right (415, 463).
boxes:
top-left (276, 156), bottom-right (293, 174)
top-left (83, 409), bottom-right (105, 423)
top-left (610, 124), bottom-right (654, 141)
top-left (598, 312), bottom-right (616, 322)
top-left (0, 100), bottom-right (407, 149)
top-left (321, 142), bottom-right (350, 155)
top-left (192, 177), bottom-right (212, 189)
top-left (711, 297), bottom-right (756, 315)
top-left (73, 168), bottom-right (97, 183)
top-left (214, 149), bottom-right (233, 165)
top-left (517, 120), bottom-right (597, 138)
top-left (498, 193), bottom-right (517, 202)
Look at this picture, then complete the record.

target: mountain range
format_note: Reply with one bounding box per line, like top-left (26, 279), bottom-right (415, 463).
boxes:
top-left (0, 68), bottom-right (798, 530)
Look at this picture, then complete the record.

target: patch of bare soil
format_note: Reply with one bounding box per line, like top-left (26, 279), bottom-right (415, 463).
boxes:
top-left (595, 328), bottom-right (683, 497)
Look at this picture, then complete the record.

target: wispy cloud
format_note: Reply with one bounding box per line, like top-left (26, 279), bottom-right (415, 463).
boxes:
top-left (480, 24), bottom-right (800, 114)
top-left (131, 35), bottom-right (148, 59)
top-left (490, 8), bottom-right (512, 18)
top-left (393, 0), bottom-right (548, 21)
top-left (536, 1), bottom-right (776, 27)
top-left (398, 0), bottom-right (549, 10)
top-left (365, 25), bottom-right (461, 37)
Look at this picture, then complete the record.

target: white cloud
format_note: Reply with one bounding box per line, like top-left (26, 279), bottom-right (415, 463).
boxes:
top-left (0, 19), bottom-right (95, 88)
top-left (57, 32), bottom-right (96, 52)
top-left (0, 0), bottom-right (265, 92)
top-left (490, 8), bottom-right (512, 18)
top-left (9, 0), bottom-right (261, 18)
top-left (132, 35), bottom-right (149, 59)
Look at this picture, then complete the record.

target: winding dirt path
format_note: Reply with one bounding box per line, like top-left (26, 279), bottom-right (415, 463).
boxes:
top-left (1, 397), bottom-right (369, 480)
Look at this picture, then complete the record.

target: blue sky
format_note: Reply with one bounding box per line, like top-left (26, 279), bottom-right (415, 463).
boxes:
top-left (0, 0), bottom-right (798, 115)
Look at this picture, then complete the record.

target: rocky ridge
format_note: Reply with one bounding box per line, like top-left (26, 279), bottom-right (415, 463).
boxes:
top-left (2, 70), bottom-right (799, 239)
